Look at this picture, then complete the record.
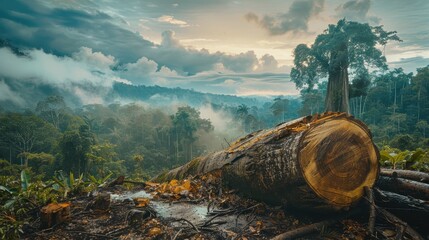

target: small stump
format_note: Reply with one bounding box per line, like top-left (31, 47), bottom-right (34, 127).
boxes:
top-left (92, 193), bottom-right (111, 211)
top-left (40, 202), bottom-right (71, 229)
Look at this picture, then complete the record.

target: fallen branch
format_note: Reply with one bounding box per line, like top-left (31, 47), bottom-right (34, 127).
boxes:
top-left (172, 218), bottom-right (200, 233)
top-left (271, 219), bottom-right (338, 240)
top-left (380, 169), bottom-right (429, 184)
top-left (376, 176), bottom-right (429, 200)
top-left (376, 205), bottom-right (424, 240)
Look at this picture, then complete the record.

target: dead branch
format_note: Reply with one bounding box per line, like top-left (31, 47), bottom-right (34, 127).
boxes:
top-left (380, 169), bottom-right (429, 184)
top-left (376, 205), bottom-right (424, 240)
top-left (376, 176), bottom-right (429, 200)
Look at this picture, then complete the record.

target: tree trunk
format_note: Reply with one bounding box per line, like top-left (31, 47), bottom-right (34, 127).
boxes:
top-left (155, 112), bottom-right (379, 211)
top-left (325, 42), bottom-right (349, 113)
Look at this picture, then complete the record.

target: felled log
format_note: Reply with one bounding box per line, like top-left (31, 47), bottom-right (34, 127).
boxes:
top-left (380, 169), bottom-right (429, 184)
top-left (376, 176), bottom-right (429, 200)
top-left (40, 202), bottom-right (71, 229)
top-left (156, 112), bottom-right (380, 211)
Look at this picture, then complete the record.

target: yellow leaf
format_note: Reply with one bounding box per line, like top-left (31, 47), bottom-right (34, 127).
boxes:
top-left (169, 179), bottom-right (179, 186)
top-left (145, 182), bottom-right (159, 187)
top-left (181, 179), bottom-right (191, 190)
top-left (174, 186), bottom-right (188, 194)
top-left (148, 227), bottom-right (162, 237)
top-left (133, 198), bottom-right (150, 207)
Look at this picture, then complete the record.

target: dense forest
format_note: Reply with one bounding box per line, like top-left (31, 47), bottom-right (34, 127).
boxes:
top-left (1, 64), bottom-right (428, 181)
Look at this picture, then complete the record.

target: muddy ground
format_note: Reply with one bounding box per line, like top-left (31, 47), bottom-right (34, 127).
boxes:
top-left (20, 176), bottom-right (405, 240)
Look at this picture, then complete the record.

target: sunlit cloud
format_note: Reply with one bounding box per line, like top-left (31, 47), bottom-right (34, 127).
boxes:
top-left (157, 15), bottom-right (189, 27)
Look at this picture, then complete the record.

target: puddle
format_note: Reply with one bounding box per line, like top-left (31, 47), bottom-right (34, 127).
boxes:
top-left (111, 190), bottom-right (153, 201)
top-left (110, 190), bottom-right (208, 223)
top-left (152, 202), bottom-right (207, 223)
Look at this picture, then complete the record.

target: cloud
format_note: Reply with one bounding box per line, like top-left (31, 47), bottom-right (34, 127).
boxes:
top-left (157, 15), bottom-right (189, 27)
top-left (388, 56), bottom-right (429, 73)
top-left (118, 56), bottom-right (180, 85)
top-left (245, 0), bottom-right (325, 35)
top-left (257, 54), bottom-right (288, 72)
top-left (335, 0), bottom-right (380, 24)
top-left (0, 1), bottom-right (290, 78)
top-left (72, 47), bottom-right (116, 69)
top-left (0, 79), bottom-right (25, 106)
top-left (0, 47), bottom-right (126, 105)
top-left (0, 0), bottom-right (154, 63)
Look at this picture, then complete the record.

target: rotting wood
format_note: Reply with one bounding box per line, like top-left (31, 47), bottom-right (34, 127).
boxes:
top-left (376, 176), bottom-right (429, 200)
top-left (40, 202), bottom-right (71, 229)
top-left (380, 169), bottom-right (429, 184)
top-left (155, 112), bottom-right (380, 211)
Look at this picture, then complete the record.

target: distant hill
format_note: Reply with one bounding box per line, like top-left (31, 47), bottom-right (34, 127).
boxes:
top-left (112, 82), bottom-right (263, 107)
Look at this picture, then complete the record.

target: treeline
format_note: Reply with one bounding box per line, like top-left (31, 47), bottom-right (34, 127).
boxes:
top-left (299, 66), bottom-right (429, 150)
top-left (0, 99), bottom-right (214, 179)
top-left (0, 96), bottom-right (302, 179)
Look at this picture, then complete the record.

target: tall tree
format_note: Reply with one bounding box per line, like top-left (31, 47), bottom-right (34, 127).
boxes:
top-left (270, 97), bottom-right (289, 122)
top-left (291, 19), bottom-right (400, 113)
top-left (35, 96), bottom-right (68, 130)
top-left (60, 124), bottom-right (95, 175)
top-left (0, 113), bottom-right (59, 166)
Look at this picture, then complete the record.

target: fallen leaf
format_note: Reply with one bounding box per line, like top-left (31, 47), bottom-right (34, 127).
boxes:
top-left (133, 198), bottom-right (150, 207)
top-left (169, 179), bottom-right (178, 186)
top-left (148, 227), bottom-right (162, 237)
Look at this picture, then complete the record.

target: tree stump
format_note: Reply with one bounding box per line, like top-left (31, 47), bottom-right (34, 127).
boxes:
top-left (40, 202), bottom-right (71, 229)
top-left (155, 112), bottom-right (380, 211)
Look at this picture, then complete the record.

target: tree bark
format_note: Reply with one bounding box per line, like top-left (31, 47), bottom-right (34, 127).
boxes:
top-left (325, 41), bottom-right (349, 113)
top-left (155, 112), bottom-right (379, 211)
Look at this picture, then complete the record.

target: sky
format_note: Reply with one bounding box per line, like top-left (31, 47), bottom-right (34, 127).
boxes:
top-left (0, 0), bottom-right (428, 99)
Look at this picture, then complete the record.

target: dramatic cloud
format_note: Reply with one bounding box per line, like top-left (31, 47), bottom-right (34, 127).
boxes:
top-left (245, 0), bottom-right (325, 35)
top-left (0, 0), bottom-right (154, 63)
top-left (335, 0), bottom-right (380, 24)
top-left (0, 47), bottom-right (126, 105)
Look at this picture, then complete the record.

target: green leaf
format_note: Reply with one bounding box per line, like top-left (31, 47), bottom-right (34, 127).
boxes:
top-left (20, 170), bottom-right (29, 191)
top-left (88, 174), bottom-right (99, 184)
top-left (52, 183), bottom-right (60, 191)
top-left (0, 185), bottom-right (12, 194)
top-left (69, 172), bottom-right (74, 187)
top-left (3, 198), bottom-right (16, 209)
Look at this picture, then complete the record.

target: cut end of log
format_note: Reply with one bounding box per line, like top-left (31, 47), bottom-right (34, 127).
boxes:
top-left (298, 117), bottom-right (379, 207)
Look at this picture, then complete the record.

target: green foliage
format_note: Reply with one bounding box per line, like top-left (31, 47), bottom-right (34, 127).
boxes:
top-left (380, 146), bottom-right (410, 169)
top-left (291, 19), bottom-right (399, 92)
top-left (380, 146), bottom-right (429, 171)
